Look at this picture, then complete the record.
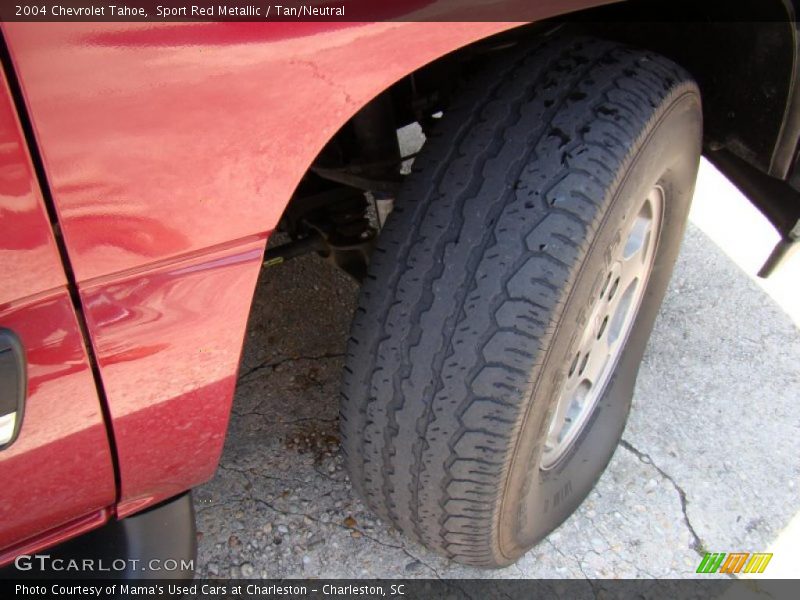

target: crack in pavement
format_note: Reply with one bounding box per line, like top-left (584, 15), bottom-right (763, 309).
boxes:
top-left (251, 495), bottom-right (443, 579)
top-left (620, 439), bottom-right (705, 556)
top-left (546, 540), bottom-right (598, 595)
top-left (217, 462), bottom-right (310, 486)
top-left (280, 416), bottom-right (338, 425)
top-left (584, 519), bottom-right (660, 578)
top-left (213, 461), bottom-right (443, 579)
top-left (238, 352), bottom-right (345, 382)
top-left (229, 406), bottom-right (339, 424)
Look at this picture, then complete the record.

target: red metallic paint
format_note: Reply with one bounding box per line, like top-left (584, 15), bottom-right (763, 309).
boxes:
top-left (79, 237), bottom-right (267, 516)
top-left (3, 21), bottom-right (520, 280)
top-left (3, 21), bottom-right (521, 517)
top-left (0, 72), bottom-right (115, 558)
top-left (0, 78), bottom-right (63, 306)
top-left (2, 5), bottom-right (600, 528)
top-left (0, 509), bottom-right (111, 568)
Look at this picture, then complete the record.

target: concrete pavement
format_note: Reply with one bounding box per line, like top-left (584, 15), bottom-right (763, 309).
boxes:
top-left (194, 160), bottom-right (800, 579)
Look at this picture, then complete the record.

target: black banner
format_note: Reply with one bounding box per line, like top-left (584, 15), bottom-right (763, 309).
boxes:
top-left (0, 0), bottom-right (795, 23)
top-left (3, 579), bottom-right (800, 600)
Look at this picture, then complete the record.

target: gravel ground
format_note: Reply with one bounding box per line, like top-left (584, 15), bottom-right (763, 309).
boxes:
top-left (194, 162), bottom-right (800, 579)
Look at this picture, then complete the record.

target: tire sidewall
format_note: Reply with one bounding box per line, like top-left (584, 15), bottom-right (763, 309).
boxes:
top-left (498, 90), bottom-right (702, 562)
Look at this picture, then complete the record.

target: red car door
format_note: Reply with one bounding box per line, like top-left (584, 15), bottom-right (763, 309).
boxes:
top-left (0, 67), bottom-right (115, 562)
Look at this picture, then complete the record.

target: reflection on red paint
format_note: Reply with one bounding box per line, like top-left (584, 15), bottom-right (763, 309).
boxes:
top-left (3, 15), bottom-right (605, 521)
top-left (0, 294), bottom-right (116, 553)
top-left (0, 71), bottom-right (64, 305)
top-left (0, 68), bottom-right (115, 557)
top-left (3, 21), bottom-right (517, 281)
top-left (66, 214), bottom-right (190, 259)
top-left (2, 18), bottom-right (521, 520)
top-left (80, 240), bottom-right (265, 511)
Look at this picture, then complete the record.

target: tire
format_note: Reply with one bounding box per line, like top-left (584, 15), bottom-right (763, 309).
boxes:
top-left (340, 35), bottom-right (702, 567)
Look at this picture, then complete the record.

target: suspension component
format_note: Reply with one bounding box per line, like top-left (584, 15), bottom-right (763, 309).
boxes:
top-left (264, 186), bottom-right (377, 281)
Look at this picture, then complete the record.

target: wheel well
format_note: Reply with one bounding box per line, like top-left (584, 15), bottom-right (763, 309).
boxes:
top-left (578, 0), bottom-right (796, 177)
top-left (266, 0), bottom-right (797, 278)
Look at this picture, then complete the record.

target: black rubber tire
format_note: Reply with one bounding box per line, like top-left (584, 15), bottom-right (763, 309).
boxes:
top-left (340, 35), bottom-right (702, 567)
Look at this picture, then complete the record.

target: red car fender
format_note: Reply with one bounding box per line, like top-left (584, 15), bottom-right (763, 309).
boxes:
top-left (2, 11), bottom-right (595, 516)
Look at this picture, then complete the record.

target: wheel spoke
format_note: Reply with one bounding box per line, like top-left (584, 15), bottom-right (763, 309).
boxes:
top-left (546, 371), bottom-right (578, 447)
top-left (580, 343), bottom-right (609, 388)
top-left (540, 187), bottom-right (663, 470)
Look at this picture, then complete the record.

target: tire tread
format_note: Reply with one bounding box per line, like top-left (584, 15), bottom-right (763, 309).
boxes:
top-left (340, 35), bottom-right (695, 566)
